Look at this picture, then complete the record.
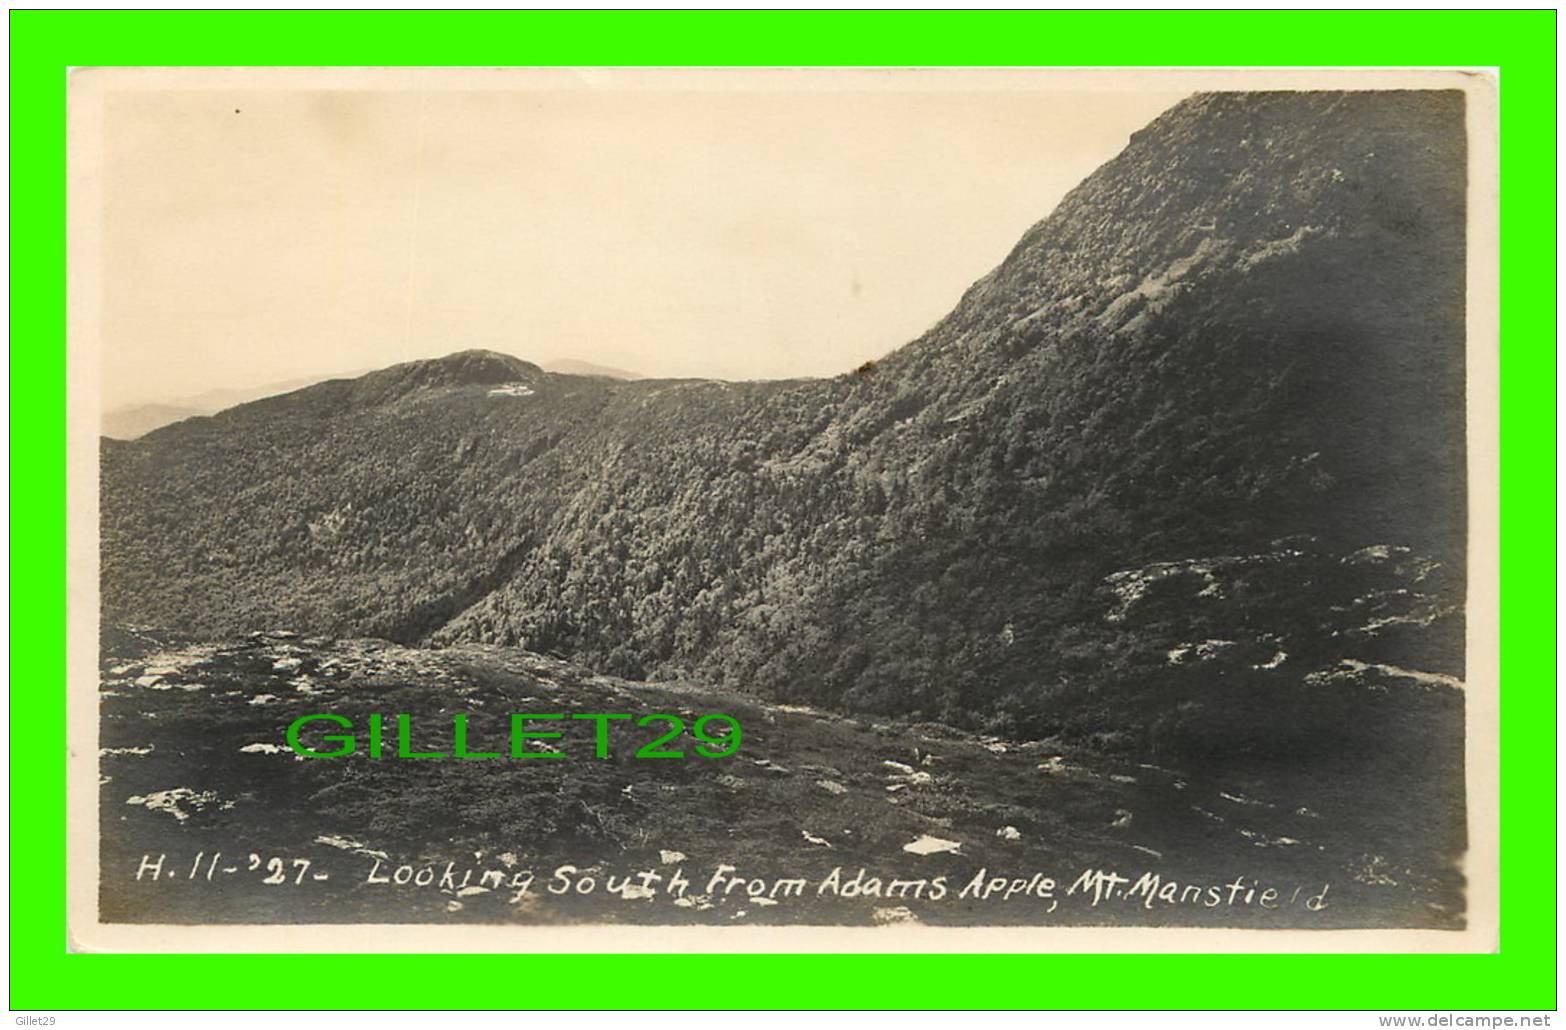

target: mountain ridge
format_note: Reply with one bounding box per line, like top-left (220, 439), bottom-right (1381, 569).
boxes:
top-left (101, 90), bottom-right (1467, 748)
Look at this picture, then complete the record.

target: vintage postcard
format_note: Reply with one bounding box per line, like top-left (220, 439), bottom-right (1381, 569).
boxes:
top-left (67, 66), bottom-right (1498, 952)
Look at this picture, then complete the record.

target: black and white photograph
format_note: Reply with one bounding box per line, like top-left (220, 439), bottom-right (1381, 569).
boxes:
top-left (67, 67), bottom-right (1498, 951)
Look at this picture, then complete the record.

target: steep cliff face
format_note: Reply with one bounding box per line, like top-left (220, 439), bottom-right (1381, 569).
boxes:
top-left (871, 89), bottom-right (1466, 556)
top-left (101, 90), bottom-right (1468, 745)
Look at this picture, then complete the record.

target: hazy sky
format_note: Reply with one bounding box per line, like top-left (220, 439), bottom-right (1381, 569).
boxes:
top-left (95, 70), bottom-right (1185, 409)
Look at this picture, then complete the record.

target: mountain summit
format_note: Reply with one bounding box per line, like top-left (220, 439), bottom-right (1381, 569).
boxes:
top-left (322, 349), bottom-right (548, 410)
top-left (101, 91), bottom-right (1467, 746)
top-left (383, 348), bottom-right (543, 386)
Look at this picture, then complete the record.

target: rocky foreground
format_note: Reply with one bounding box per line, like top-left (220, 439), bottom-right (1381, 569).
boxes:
top-left (99, 626), bottom-right (1464, 929)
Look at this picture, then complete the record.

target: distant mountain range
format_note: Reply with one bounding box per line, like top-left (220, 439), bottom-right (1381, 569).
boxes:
top-left (102, 372), bottom-right (373, 440)
top-left (101, 91), bottom-right (1467, 750)
top-left (102, 360), bottom-right (642, 439)
top-left (539, 359), bottom-right (642, 381)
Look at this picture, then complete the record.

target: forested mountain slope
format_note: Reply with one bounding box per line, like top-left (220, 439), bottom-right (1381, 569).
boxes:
top-left (102, 90), bottom-right (1468, 744)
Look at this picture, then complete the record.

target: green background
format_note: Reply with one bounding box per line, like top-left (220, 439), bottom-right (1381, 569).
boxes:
top-left (10, 10), bottom-right (1556, 1011)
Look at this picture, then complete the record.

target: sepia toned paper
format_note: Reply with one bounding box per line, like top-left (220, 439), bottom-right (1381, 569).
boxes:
top-left (68, 66), bottom-right (1498, 953)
